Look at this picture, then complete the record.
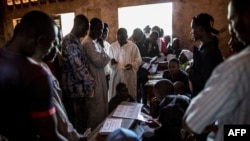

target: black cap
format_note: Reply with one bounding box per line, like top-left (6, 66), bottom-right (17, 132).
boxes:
top-left (192, 13), bottom-right (219, 34)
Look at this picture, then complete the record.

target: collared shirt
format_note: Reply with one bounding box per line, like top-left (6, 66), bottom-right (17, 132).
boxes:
top-left (184, 46), bottom-right (250, 141)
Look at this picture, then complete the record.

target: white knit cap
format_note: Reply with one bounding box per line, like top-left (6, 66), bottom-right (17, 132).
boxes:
top-left (181, 49), bottom-right (193, 60)
top-left (167, 54), bottom-right (176, 61)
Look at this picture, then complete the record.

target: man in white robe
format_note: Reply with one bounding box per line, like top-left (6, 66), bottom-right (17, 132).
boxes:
top-left (81, 18), bottom-right (110, 130)
top-left (109, 28), bottom-right (142, 100)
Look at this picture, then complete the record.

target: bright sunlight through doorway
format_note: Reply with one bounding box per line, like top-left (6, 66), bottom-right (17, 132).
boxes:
top-left (118, 2), bottom-right (172, 37)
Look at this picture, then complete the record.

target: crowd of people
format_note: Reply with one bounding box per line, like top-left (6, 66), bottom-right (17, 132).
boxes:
top-left (0, 0), bottom-right (250, 140)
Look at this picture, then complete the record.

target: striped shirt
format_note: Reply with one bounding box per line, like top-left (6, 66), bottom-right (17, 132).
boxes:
top-left (184, 46), bottom-right (250, 141)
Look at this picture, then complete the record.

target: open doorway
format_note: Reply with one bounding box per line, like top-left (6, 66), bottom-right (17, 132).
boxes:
top-left (118, 2), bottom-right (172, 37)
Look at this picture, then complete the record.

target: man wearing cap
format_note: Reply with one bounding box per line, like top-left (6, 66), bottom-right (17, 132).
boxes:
top-left (188, 13), bottom-right (223, 99)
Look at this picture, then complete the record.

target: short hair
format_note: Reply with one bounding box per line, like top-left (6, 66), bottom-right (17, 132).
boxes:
top-left (132, 28), bottom-right (143, 40)
top-left (116, 82), bottom-right (128, 92)
top-left (164, 35), bottom-right (171, 42)
top-left (73, 14), bottom-right (89, 30)
top-left (117, 28), bottom-right (127, 36)
top-left (151, 25), bottom-right (161, 34)
top-left (90, 18), bottom-right (102, 30)
top-left (18, 10), bottom-right (55, 39)
top-left (173, 81), bottom-right (186, 94)
top-left (133, 28), bottom-right (143, 35)
top-left (153, 79), bottom-right (174, 96)
top-left (150, 31), bottom-right (159, 39)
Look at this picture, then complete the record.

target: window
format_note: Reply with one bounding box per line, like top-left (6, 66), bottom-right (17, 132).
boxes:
top-left (59, 12), bottom-right (74, 36)
top-left (118, 2), bottom-right (173, 37)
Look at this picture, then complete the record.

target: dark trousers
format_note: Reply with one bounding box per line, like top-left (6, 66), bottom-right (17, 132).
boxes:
top-left (137, 76), bottom-right (148, 105)
top-left (63, 96), bottom-right (88, 134)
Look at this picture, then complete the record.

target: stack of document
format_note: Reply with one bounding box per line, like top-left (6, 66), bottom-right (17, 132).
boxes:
top-left (99, 118), bottom-right (122, 135)
top-left (99, 102), bottom-right (152, 135)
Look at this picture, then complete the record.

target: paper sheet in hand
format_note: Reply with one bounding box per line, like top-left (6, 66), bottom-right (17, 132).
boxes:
top-left (99, 118), bottom-right (122, 135)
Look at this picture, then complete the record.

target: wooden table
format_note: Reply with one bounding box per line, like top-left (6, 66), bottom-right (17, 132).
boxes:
top-left (147, 71), bottom-right (163, 80)
top-left (87, 102), bottom-right (143, 141)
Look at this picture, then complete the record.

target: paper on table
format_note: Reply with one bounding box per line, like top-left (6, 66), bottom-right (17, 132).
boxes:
top-left (99, 118), bottom-right (122, 135)
top-left (137, 112), bottom-right (152, 122)
top-left (148, 63), bottom-right (158, 74)
top-left (112, 105), bottom-right (140, 119)
top-left (112, 104), bottom-right (151, 122)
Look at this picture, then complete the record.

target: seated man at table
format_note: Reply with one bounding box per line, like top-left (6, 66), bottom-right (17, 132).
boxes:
top-left (108, 82), bottom-right (135, 113)
top-left (142, 79), bottom-right (190, 141)
top-left (163, 58), bottom-right (191, 93)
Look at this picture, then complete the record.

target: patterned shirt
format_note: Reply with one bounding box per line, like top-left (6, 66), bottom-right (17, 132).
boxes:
top-left (61, 33), bottom-right (95, 97)
top-left (184, 46), bottom-right (250, 141)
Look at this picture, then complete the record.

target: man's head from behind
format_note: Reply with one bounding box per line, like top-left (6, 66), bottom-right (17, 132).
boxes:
top-left (11, 10), bottom-right (56, 57)
top-left (116, 82), bottom-right (129, 99)
top-left (153, 79), bottom-right (174, 101)
top-left (173, 81), bottom-right (186, 95)
top-left (89, 18), bottom-right (103, 40)
top-left (72, 14), bottom-right (89, 38)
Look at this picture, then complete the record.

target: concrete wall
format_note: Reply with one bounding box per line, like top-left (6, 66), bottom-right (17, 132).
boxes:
top-left (1, 0), bottom-right (233, 58)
